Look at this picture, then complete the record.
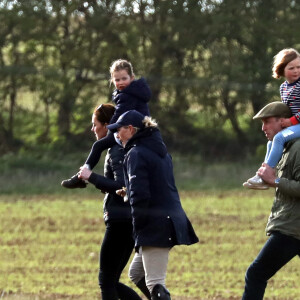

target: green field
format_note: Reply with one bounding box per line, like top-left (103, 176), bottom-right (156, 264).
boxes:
top-left (1, 190), bottom-right (299, 300)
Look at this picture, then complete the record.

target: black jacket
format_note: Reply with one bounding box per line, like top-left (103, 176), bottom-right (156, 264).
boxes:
top-left (88, 144), bottom-right (131, 223)
top-left (123, 127), bottom-right (199, 248)
top-left (111, 77), bottom-right (151, 124)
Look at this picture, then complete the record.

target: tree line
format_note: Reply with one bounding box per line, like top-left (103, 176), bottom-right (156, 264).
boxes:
top-left (0, 0), bottom-right (299, 159)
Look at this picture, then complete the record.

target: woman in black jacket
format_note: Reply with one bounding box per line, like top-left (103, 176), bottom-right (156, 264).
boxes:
top-left (107, 110), bottom-right (199, 300)
top-left (78, 104), bottom-right (149, 300)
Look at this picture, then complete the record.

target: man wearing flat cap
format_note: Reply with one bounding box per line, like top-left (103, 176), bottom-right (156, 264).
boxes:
top-left (242, 101), bottom-right (300, 299)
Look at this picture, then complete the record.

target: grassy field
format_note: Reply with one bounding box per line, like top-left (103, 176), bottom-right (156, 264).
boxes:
top-left (0, 152), bottom-right (262, 194)
top-left (1, 190), bottom-right (299, 300)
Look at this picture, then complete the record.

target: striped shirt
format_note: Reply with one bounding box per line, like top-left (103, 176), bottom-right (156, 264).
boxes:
top-left (280, 77), bottom-right (300, 124)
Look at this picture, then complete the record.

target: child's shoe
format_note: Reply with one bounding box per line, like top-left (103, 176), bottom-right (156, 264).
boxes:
top-left (247, 174), bottom-right (265, 185)
top-left (61, 174), bottom-right (87, 189)
top-left (243, 181), bottom-right (269, 190)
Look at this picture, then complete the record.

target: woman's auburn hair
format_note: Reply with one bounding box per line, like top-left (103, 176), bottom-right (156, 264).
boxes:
top-left (94, 103), bottom-right (115, 124)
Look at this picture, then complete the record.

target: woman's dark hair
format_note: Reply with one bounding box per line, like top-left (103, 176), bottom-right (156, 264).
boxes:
top-left (94, 103), bottom-right (115, 124)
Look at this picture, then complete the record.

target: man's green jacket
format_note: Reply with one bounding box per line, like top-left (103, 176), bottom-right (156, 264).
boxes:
top-left (266, 138), bottom-right (300, 240)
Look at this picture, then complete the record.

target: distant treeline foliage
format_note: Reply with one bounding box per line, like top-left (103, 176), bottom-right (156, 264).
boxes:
top-left (0, 0), bottom-right (299, 159)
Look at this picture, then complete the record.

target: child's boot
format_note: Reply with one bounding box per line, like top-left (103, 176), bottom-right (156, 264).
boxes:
top-left (61, 174), bottom-right (87, 189)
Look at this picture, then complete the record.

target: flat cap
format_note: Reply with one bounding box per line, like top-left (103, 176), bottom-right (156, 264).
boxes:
top-left (253, 102), bottom-right (292, 120)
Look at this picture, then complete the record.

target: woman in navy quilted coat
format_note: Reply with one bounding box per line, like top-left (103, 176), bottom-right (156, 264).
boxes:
top-left (107, 110), bottom-right (199, 300)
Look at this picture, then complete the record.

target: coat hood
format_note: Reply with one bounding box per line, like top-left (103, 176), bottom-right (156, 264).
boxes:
top-left (113, 77), bottom-right (151, 103)
top-left (125, 127), bottom-right (168, 158)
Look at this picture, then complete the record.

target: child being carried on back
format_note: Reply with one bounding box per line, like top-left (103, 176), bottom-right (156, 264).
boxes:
top-left (244, 48), bottom-right (300, 189)
top-left (61, 59), bottom-right (151, 189)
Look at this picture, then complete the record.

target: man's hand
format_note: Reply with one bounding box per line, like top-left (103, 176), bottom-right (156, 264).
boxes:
top-left (257, 163), bottom-right (276, 187)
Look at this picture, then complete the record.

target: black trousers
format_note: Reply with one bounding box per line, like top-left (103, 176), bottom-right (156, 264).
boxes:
top-left (99, 221), bottom-right (142, 300)
top-left (242, 231), bottom-right (300, 300)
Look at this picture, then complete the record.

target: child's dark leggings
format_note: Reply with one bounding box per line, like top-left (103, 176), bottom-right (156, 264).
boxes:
top-left (85, 130), bottom-right (116, 169)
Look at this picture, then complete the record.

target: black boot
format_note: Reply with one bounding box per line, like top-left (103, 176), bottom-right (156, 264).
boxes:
top-left (136, 277), bottom-right (151, 300)
top-left (61, 174), bottom-right (87, 189)
top-left (151, 284), bottom-right (171, 300)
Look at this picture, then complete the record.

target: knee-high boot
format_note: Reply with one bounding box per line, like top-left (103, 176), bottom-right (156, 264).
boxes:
top-left (151, 284), bottom-right (171, 300)
top-left (136, 277), bottom-right (151, 300)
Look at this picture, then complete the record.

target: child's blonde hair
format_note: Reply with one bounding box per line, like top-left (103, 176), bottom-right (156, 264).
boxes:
top-left (272, 48), bottom-right (300, 79)
top-left (110, 59), bottom-right (134, 78)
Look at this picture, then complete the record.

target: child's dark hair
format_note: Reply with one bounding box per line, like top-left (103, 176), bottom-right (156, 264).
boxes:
top-left (272, 48), bottom-right (300, 79)
top-left (110, 59), bottom-right (134, 78)
top-left (94, 103), bottom-right (115, 124)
